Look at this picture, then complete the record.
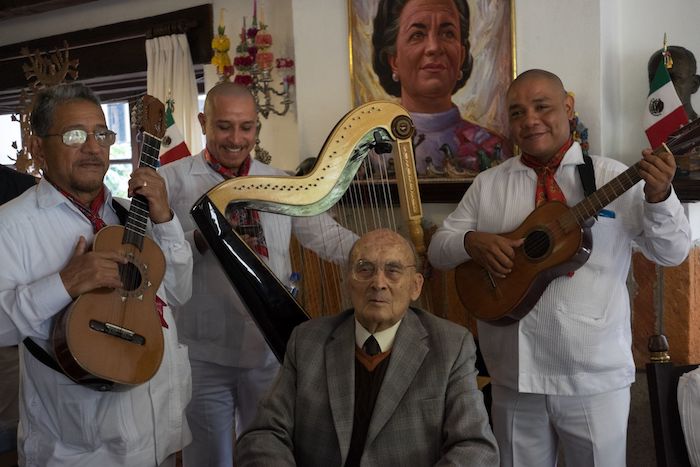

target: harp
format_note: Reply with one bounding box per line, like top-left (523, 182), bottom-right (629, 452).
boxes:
top-left (191, 101), bottom-right (425, 361)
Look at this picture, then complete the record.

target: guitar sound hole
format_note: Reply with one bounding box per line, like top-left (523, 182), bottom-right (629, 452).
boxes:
top-left (523, 229), bottom-right (551, 260)
top-left (119, 262), bottom-right (142, 291)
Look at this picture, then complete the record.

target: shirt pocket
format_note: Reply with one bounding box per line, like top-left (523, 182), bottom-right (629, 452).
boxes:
top-left (557, 216), bottom-right (626, 323)
top-left (53, 383), bottom-right (99, 448)
top-left (167, 342), bottom-right (192, 429)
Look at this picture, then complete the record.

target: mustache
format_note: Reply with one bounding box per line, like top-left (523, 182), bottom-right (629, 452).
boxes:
top-left (75, 157), bottom-right (106, 166)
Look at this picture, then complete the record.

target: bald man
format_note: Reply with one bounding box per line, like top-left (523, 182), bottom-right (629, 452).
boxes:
top-left (428, 69), bottom-right (691, 467)
top-left (158, 82), bottom-right (357, 467)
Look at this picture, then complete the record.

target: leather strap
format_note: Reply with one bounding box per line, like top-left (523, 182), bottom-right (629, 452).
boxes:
top-left (577, 154), bottom-right (597, 197)
top-left (23, 337), bottom-right (62, 373)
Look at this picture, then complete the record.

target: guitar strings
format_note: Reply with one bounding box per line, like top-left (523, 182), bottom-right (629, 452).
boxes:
top-left (512, 164), bottom-right (643, 263)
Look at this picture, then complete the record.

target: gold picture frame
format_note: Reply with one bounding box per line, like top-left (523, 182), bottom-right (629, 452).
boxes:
top-left (348, 0), bottom-right (516, 186)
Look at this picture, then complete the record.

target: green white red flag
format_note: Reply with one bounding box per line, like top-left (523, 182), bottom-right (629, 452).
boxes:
top-left (644, 59), bottom-right (689, 148)
top-left (159, 98), bottom-right (190, 165)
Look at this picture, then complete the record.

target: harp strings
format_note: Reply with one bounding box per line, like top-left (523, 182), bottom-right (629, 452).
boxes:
top-left (290, 151), bottom-right (402, 318)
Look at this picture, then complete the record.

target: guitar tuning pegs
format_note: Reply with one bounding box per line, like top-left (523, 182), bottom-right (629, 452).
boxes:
top-left (131, 98), bottom-right (145, 130)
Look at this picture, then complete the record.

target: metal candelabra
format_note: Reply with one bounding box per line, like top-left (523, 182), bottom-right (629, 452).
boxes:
top-left (250, 64), bottom-right (293, 119)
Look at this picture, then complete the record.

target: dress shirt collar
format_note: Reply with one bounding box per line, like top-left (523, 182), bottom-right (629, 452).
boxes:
top-left (515, 140), bottom-right (584, 173)
top-left (37, 177), bottom-right (115, 218)
top-left (354, 318), bottom-right (403, 353)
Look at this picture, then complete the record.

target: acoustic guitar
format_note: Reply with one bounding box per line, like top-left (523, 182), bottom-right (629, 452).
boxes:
top-left (455, 118), bottom-right (700, 326)
top-left (52, 95), bottom-right (167, 391)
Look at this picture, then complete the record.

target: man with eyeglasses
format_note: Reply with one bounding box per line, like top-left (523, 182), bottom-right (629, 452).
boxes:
top-left (235, 228), bottom-right (498, 466)
top-left (0, 82), bottom-right (194, 467)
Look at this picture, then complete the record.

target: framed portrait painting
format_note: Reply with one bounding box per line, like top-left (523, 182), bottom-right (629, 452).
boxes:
top-left (348, 0), bottom-right (515, 182)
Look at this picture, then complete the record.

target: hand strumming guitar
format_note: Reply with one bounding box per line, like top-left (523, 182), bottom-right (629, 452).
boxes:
top-left (60, 236), bottom-right (127, 298)
top-left (128, 167), bottom-right (173, 224)
top-left (464, 231), bottom-right (524, 279)
top-left (639, 148), bottom-right (676, 203)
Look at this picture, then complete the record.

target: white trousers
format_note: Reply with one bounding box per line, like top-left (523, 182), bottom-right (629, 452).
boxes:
top-left (491, 384), bottom-right (630, 467)
top-left (182, 357), bottom-right (280, 467)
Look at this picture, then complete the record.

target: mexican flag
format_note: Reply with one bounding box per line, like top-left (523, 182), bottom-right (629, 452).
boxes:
top-left (643, 59), bottom-right (689, 148)
top-left (158, 99), bottom-right (190, 165)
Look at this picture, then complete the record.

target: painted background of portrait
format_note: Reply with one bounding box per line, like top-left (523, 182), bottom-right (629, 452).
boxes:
top-left (349, 0), bottom-right (513, 138)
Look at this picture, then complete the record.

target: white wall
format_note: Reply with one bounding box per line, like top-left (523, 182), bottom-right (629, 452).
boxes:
top-left (291, 0), bottom-right (353, 163)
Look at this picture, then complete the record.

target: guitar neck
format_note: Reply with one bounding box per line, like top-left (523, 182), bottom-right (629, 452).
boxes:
top-left (569, 117), bottom-right (700, 224)
top-left (124, 132), bottom-right (161, 249)
top-left (570, 162), bottom-right (642, 224)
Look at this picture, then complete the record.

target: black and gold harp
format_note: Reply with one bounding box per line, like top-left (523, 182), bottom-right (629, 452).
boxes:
top-left (191, 101), bottom-right (425, 361)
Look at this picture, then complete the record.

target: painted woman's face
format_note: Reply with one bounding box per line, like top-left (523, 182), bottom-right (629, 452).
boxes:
top-left (389, 0), bottom-right (466, 112)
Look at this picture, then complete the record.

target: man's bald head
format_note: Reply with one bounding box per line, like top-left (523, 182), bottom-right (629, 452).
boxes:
top-left (204, 82), bottom-right (256, 116)
top-left (508, 69), bottom-right (567, 98)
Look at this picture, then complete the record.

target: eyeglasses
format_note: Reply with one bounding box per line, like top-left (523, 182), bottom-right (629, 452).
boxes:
top-left (45, 129), bottom-right (117, 148)
top-left (351, 260), bottom-right (416, 282)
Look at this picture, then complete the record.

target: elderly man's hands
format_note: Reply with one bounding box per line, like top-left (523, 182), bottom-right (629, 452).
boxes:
top-left (128, 167), bottom-right (173, 224)
top-left (60, 236), bottom-right (127, 298)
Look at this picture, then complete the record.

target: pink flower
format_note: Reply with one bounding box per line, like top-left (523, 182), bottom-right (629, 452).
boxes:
top-left (276, 58), bottom-right (295, 69)
top-left (233, 74), bottom-right (253, 86)
top-left (233, 55), bottom-right (254, 68)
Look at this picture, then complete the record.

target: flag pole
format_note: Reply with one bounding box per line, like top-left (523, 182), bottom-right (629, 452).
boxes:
top-left (647, 33), bottom-right (673, 363)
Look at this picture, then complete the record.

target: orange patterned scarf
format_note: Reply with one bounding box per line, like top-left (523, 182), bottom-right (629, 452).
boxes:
top-left (204, 149), bottom-right (269, 258)
top-left (520, 138), bottom-right (574, 207)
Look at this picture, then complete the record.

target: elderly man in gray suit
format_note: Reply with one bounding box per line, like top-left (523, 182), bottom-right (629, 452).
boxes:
top-left (235, 229), bottom-right (498, 466)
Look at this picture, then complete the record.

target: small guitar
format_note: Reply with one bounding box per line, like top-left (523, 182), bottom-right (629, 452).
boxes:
top-left (52, 95), bottom-right (167, 390)
top-left (455, 118), bottom-right (700, 325)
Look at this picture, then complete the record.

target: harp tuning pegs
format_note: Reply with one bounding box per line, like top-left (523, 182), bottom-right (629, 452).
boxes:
top-left (371, 131), bottom-right (393, 155)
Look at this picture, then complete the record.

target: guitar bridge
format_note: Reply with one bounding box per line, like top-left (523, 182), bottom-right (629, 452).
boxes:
top-left (89, 320), bottom-right (146, 345)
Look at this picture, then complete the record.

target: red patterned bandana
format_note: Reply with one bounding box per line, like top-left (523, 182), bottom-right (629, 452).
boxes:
top-left (48, 179), bottom-right (107, 233)
top-left (204, 149), bottom-right (269, 258)
top-left (520, 138), bottom-right (574, 207)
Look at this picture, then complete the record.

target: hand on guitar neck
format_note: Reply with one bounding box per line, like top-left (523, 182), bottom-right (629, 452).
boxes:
top-left (639, 147), bottom-right (676, 203)
top-left (127, 167), bottom-right (173, 224)
top-left (464, 231), bottom-right (524, 279)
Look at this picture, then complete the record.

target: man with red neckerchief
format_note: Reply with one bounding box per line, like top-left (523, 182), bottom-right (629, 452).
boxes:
top-left (0, 82), bottom-right (193, 467)
top-left (428, 69), bottom-right (691, 467)
top-left (159, 82), bottom-right (357, 467)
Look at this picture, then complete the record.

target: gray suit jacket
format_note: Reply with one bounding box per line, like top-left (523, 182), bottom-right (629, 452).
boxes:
top-left (235, 308), bottom-right (499, 466)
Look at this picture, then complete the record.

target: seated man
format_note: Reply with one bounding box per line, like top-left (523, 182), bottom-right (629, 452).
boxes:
top-left (235, 229), bottom-right (498, 466)
top-left (0, 83), bottom-right (193, 466)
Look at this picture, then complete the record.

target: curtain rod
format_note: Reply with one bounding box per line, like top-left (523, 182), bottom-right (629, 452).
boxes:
top-left (0, 19), bottom-right (199, 63)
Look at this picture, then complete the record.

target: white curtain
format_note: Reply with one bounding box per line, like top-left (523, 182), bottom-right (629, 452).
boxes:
top-left (145, 34), bottom-right (202, 155)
